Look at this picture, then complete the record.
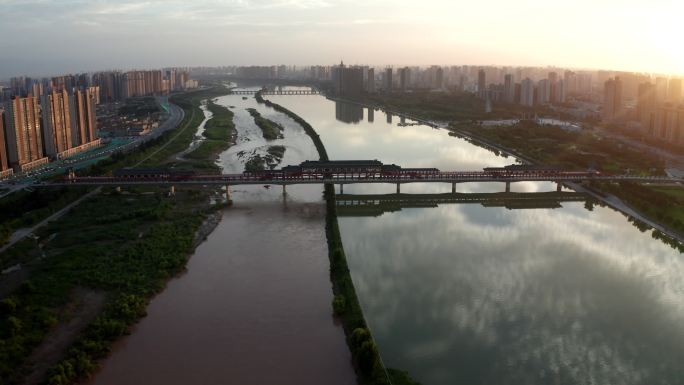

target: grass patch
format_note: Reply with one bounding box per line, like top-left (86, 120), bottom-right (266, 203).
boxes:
top-left (203, 100), bottom-right (236, 141)
top-left (0, 187), bottom-right (90, 248)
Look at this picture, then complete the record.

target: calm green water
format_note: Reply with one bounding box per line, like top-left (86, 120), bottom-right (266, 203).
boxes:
top-left (268, 95), bottom-right (684, 385)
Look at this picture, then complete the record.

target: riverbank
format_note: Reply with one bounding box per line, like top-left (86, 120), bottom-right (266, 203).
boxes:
top-left (258, 92), bottom-right (420, 385)
top-left (0, 86), bottom-right (233, 385)
top-left (448, 125), bottom-right (684, 249)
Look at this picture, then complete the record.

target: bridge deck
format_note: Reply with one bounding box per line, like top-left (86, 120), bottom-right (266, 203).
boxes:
top-left (41, 171), bottom-right (682, 187)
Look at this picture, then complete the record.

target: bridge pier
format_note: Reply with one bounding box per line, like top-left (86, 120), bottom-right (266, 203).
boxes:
top-left (339, 184), bottom-right (344, 194)
top-left (169, 185), bottom-right (176, 196)
top-left (282, 184), bottom-right (287, 197)
top-left (556, 182), bottom-right (562, 192)
top-left (115, 186), bottom-right (121, 193)
top-left (452, 182), bottom-right (457, 194)
top-left (396, 183), bottom-right (401, 194)
top-left (225, 185), bottom-right (233, 205)
top-left (505, 182), bottom-right (511, 193)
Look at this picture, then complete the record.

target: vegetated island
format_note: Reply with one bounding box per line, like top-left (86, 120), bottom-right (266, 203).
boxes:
top-left (242, 145), bottom-right (286, 172)
top-left (186, 99), bottom-right (237, 164)
top-left (246, 108), bottom-right (284, 140)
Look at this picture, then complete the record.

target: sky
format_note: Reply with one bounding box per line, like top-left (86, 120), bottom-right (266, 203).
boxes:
top-left (0, 0), bottom-right (682, 79)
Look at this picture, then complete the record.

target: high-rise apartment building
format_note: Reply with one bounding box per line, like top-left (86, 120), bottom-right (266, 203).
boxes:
top-left (564, 70), bottom-right (577, 95)
top-left (520, 78), bottom-right (535, 106)
top-left (399, 67), bottom-right (411, 91)
top-left (637, 82), bottom-right (657, 131)
top-left (332, 62), bottom-right (364, 97)
top-left (366, 68), bottom-right (376, 93)
top-left (653, 104), bottom-right (684, 144)
top-left (548, 72), bottom-right (559, 103)
top-left (537, 79), bottom-right (551, 104)
top-left (603, 77), bottom-right (624, 122)
top-left (668, 78), bottom-right (682, 104)
top-left (385, 68), bottom-right (393, 91)
top-left (0, 109), bottom-right (11, 177)
top-left (73, 87), bottom-right (98, 146)
top-left (655, 77), bottom-right (668, 103)
top-left (40, 89), bottom-right (74, 157)
top-left (477, 69), bottom-right (486, 98)
top-left (554, 80), bottom-right (566, 103)
top-left (3, 96), bottom-right (48, 171)
top-left (577, 73), bottom-right (592, 94)
top-left (504, 74), bottom-right (515, 103)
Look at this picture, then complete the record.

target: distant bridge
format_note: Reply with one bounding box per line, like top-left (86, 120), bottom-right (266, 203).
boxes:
top-left (336, 191), bottom-right (589, 217)
top-left (229, 89), bottom-right (320, 95)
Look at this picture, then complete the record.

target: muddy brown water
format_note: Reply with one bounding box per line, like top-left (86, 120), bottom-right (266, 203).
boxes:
top-left (84, 90), bottom-right (356, 385)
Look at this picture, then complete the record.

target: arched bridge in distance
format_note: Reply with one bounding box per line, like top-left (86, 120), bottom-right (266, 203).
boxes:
top-left (41, 160), bottom-right (683, 195)
top-left (228, 89), bottom-right (320, 95)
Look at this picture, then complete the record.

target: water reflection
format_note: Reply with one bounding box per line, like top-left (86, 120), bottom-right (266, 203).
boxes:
top-left (335, 101), bottom-right (364, 124)
top-left (269, 94), bottom-right (684, 385)
top-left (335, 191), bottom-right (588, 217)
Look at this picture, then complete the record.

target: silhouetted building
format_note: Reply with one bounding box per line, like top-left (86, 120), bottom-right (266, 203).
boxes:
top-left (653, 104), bottom-right (684, 144)
top-left (564, 70), bottom-right (577, 95)
top-left (668, 78), bottom-right (682, 104)
top-left (366, 68), bottom-right (376, 93)
top-left (399, 67), bottom-right (410, 91)
top-left (637, 82), bottom-right (657, 131)
top-left (385, 68), bottom-right (393, 91)
top-left (332, 62), bottom-right (364, 97)
top-left (520, 78), bottom-right (534, 106)
top-left (655, 77), bottom-right (668, 102)
top-left (477, 69), bottom-right (486, 98)
top-left (548, 72), bottom-right (559, 103)
top-left (603, 77), bottom-right (624, 122)
top-left (504, 74), bottom-right (515, 103)
top-left (537, 79), bottom-right (550, 104)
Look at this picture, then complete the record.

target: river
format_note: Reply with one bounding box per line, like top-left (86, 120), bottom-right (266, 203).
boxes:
top-left (86, 89), bottom-right (684, 385)
top-left (84, 89), bottom-right (356, 385)
top-left (267, 95), bottom-right (684, 385)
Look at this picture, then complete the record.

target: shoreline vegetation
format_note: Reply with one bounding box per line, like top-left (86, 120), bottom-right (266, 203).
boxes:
top-left (339, 91), bottom-right (684, 251)
top-left (256, 91), bottom-right (421, 385)
top-left (0, 85), bottom-right (233, 385)
top-left (246, 107), bottom-right (284, 140)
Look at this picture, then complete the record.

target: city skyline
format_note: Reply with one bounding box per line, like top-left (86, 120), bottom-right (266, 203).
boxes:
top-left (1, 0), bottom-right (683, 79)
